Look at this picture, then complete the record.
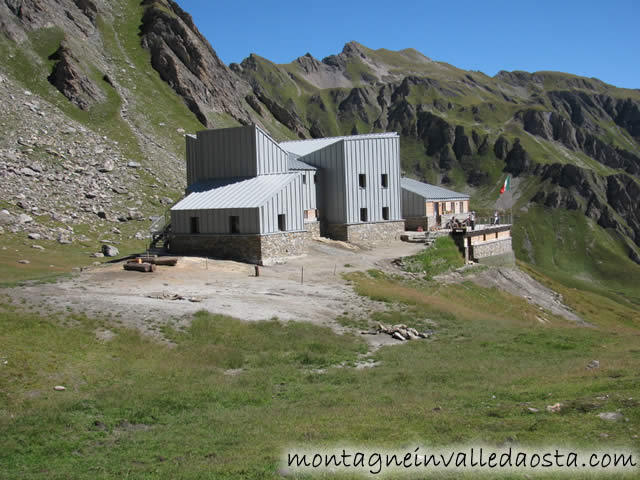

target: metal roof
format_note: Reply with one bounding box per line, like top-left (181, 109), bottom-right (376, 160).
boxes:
top-left (280, 132), bottom-right (399, 156)
top-left (287, 153), bottom-right (317, 171)
top-left (171, 174), bottom-right (299, 210)
top-left (401, 177), bottom-right (470, 200)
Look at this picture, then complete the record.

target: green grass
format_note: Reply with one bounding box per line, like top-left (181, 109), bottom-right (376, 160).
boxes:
top-left (512, 205), bottom-right (640, 306)
top-left (403, 236), bottom-right (465, 279)
top-left (1, 267), bottom-right (639, 478)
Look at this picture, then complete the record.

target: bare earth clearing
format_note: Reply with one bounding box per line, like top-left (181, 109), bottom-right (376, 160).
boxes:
top-left (6, 239), bottom-right (584, 346)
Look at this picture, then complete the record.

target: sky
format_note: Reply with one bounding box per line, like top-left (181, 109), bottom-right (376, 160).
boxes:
top-left (174, 0), bottom-right (639, 89)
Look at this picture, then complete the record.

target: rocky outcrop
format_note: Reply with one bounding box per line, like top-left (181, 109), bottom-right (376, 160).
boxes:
top-left (252, 87), bottom-right (306, 138)
top-left (516, 108), bottom-right (640, 175)
top-left (532, 163), bottom-right (640, 262)
top-left (139, 0), bottom-right (254, 126)
top-left (47, 43), bottom-right (104, 110)
top-left (504, 139), bottom-right (532, 176)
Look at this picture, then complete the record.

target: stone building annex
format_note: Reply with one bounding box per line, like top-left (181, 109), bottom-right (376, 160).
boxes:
top-left (167, 124), bottom-right (476, 264)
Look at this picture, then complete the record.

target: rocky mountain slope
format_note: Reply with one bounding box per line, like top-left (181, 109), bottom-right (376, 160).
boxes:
top-left (1, 0), bottom-right (639, 284)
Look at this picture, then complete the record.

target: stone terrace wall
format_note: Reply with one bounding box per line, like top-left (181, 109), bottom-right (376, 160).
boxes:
top-left (327, 221), bottom-right (405, 247)
top-left (470, 238), bottom-right (512, 260)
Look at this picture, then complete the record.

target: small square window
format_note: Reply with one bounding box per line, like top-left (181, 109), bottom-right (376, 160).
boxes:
top-left (359, 174), bottom-right (366, 188)
top-left (302, 174), bottom-right (307, 185)
top-left (381, 174), bottom-right (388, 188)
top-left (190, 217), bottom-right (199, 234)
top-left (230, 215), bottom-right (240, 233)
top-left (360, 208), bottom-right (368, 222)
top-left (382, 207), bottom-right (389, 220)
top-left (278, 214), bottom-right (286, 231)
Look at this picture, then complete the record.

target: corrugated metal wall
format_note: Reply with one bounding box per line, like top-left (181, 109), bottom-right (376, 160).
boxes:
top-left (255, 127), bottom-right (288, 175)
top-left (299, 141), bottom-right (346, 224)
top-left (300, 171), bottom-right (317, 211)
top-left (171, 175), bottom-right (304, 235)
top-left (190, 126), bottom-right (257, 184)
top-left (402, 189), bottom-right (427, 217)
top-left (343, 136), bottom-right (402, 224)
top-left (260, 175), bottom-right (305, 233)
top-left (185, 135), bottom-right (198, 187)
top-left (186, 126), bottom-right (288, 187)
top-left (171, 207), bottom-right (260, 234)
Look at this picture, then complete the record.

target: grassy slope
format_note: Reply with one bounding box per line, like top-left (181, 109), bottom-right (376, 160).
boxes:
top-left (1, 267), bottom-right (638, 478)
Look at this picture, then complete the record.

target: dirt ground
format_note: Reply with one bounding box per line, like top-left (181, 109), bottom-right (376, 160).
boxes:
top-left (5, 238), bottom-right (585, 346)
top-left (6, 239), bottom-right (423, 347)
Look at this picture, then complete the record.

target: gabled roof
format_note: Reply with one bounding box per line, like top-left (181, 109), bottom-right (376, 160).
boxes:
top-left (401, 177), bottom-right (470, 200)
top-left (287, 153), bottom-right (317, 171)
top-left (171, 174), bottom-right (299, 210)
top-left (280, 132), bottom-right (398, 156)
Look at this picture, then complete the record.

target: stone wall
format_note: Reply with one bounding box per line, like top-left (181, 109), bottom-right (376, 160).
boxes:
top-left (260, 231), bottom-right (309, 265)
top-left (470, 237), bottom-right (512, 260)
top-left (305, 221), bottom-right (321, 238)
top-left (169, 233), bottom-right (262, 264)
top-left (327, 221), bottom-right (405, 247)
top-left (170, 231), bottom-right (309, 265)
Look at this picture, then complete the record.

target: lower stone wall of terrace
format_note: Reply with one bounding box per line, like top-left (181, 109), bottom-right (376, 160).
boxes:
top-left (470, 237), bottom-right (513, 260)
top-left (327, 221), bottom-right (405, 247)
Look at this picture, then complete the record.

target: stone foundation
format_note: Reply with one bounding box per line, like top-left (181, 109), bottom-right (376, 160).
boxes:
top-left (260, 231), bottom-right (309, 264)
top-left (169, 231), bottom-right (309, 265)
top-left (326, 221), bottom-right (405, 247)
top-left (305, 221), bottom-right (321, 238)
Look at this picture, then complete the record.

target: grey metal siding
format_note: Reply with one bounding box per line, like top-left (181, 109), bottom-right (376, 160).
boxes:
top-left (260, 174), bottom-right (304, 233)
top-left (343, 136), bottom-right (402, 224)
top-left (191, 126), bottom-right (257, 184)
top-left (186, 135), bottom-right (198, 187)
top-left (255, 127), bottom-right (288, 175)
top-left (300, 171), bottom-right (317, 211)
top-left (299, 141), bottom-right (347, 224)
top-left (402, 189), bottom-right (426, 217)
top-left (171, 207), bottom-right (260, 234)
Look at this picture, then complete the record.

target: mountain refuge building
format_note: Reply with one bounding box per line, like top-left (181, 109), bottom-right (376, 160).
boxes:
top-left (168, 125), bottom-right (470, 264)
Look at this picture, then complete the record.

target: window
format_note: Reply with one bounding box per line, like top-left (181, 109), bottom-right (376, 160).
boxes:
top-left (314, 174), bottom-right (318, 184)
top-left (359, 174), bottom-right (366, 188)
top-left (278, 214), bottom-right (286, 231)
top-left (190, 217), bottom-right (199, 234)
top-left (381, 173), bottom-right (388, 188)
top-left (229, 215), bottom-right (240, 233)
top-left (302, 173), bottom-right (307, 185)
top-left (360, 208), bottom-right (368, 222)
top-left (382, 207), bottom-right (389, 220)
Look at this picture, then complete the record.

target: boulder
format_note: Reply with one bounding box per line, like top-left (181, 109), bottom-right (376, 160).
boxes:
top-left (598, 412), bottom-right (623, 422)
top-left (99, 159), bottom-right (115, 172)
top-left (17, 213), bottom-right (33, 224)
top-left (102, 244), bottom-right (119, 257)
top-left (0, 210), bottom-right (15, 225)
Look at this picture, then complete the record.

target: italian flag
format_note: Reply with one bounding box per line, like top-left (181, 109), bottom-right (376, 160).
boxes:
top-left (500, 175), bottom-right (511, 194)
